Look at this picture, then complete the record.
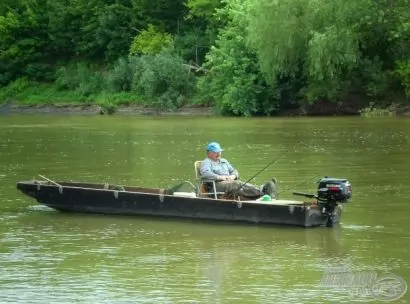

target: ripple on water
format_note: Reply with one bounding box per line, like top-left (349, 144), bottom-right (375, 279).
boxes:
top-left (1, 116), bottom-right (409, 303)
top-left (342, 224), bottom-right (385, 231)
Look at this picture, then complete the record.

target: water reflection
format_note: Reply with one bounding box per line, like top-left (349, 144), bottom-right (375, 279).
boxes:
top-left (0, 210), bottom-right (355, 302)
top-left (0, 115), bottom-right (409, 303)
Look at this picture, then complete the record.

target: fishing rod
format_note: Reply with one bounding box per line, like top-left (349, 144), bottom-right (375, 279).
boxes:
top-left (233, 149), bottom-right (289, 196)
top-left (276, 175), bottom-right (321, 196)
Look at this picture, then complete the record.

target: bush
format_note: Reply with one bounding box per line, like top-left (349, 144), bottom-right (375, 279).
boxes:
top-left (359, 102), bottom-right (396, 117)
top-left (0, 77), bottom-right (30, 101)
top-left (130, 25), bottom-right (174, 55)
top-left (104, 56), bottom-right (139, 92)
top-left (195, 0), bottom-right (277, 116)
top-left (55, 62), bottom-right (104, 97)
top-left (395, 60), bottom-right (410, 98)
top-left (95, 94), bottom-right (117, 115)
top-left (131, 51), bottom-right (196, 110)
top-left (25, 63), bottom-right (55, 82)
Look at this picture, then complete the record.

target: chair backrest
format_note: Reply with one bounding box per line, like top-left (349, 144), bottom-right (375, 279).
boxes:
top-left (194, 160), bottom-right (226, 199)
top-left (194, 160), bottom-right (202, 179)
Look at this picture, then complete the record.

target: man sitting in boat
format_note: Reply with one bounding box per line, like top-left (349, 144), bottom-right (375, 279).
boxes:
top-left (200, 142), bottom-right (276, 199)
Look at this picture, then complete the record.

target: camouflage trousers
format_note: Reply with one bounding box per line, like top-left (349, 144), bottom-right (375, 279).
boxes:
top-left (214, 180), bottom-right (263, 198)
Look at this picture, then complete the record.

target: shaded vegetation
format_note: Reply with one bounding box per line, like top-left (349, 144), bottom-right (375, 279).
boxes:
top-left (0, 0), bottom-right (409, 116)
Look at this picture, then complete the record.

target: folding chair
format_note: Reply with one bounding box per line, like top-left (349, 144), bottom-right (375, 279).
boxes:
top-left (194, 160), bottom-right (225, 199)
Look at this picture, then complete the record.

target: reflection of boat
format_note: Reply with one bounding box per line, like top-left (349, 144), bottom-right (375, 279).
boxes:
top-left (16, 176), bottom-right (352, 228)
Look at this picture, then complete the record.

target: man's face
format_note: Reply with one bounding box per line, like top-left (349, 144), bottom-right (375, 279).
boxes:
top-left (209, 151), bottom-right (221, 161)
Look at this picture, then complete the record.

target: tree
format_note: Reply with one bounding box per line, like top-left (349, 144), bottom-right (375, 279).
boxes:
top-left (130, 0), bottom-right (186, 33)
top-left (247, 0), bottom-right (364, 101)
top-left (130, 25), bottom-right (173, 55)
top-left (196, 0), bottom-right (277, 116)
top-left (186, 0), bottom-right (221, 20)
top-left (246, 0), bottom-right (410, 103)
top-left (0, 0), bottom-right (51, 85)
top-left (131, 50), bottom-right (196, 110)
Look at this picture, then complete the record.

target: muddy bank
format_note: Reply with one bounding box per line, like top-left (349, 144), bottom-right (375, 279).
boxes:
top-left (1, 101), bottom-right (409, 116)
top-left (0, 102), bottom-right (215, 116)
top-left (0, 101), bottom-right (357, 116)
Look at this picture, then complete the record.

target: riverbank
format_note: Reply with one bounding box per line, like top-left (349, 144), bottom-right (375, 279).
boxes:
top-left (1, 100), bottom-right (409, 117)
top-left (0, 102), bottom-right (215, 116)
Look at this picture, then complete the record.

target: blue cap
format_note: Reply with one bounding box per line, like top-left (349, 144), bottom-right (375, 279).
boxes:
top-left (207, 142), bottom-right (223, 153)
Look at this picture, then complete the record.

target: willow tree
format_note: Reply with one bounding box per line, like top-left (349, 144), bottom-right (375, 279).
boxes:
top-left (196, 0), bottom-right (277, 116)
top-left (248, 0), bottom-right (410, 104)
top-left (246, 0), bottom-right (374, 102)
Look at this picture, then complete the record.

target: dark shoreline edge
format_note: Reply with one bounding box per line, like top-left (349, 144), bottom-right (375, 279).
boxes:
top-left (1, 101), bottom-right (409, 116)
top-left (0, 102), bottom-right (215, 116)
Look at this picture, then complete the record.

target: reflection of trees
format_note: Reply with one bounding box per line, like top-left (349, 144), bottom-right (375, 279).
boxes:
top-left (197, 224), bottom-right (348, 303)
top-left (14, 206), bottom-right (352, 303)
top-left (4, 115), bottom-right (409, 302)
top-left (304, 225), bottom-right (347, 258)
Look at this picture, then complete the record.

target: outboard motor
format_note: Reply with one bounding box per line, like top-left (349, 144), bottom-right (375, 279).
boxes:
top-left (317, 177), bottom-right (352, 203)
top-left (293, 177), bottom-right (352, 227)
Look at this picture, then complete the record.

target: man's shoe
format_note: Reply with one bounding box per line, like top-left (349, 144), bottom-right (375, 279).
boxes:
top-left (262, 180), bottom-right (276, 198)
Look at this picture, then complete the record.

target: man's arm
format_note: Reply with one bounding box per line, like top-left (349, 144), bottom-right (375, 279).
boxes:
top-left (226, 160), bottom-right (239, 180)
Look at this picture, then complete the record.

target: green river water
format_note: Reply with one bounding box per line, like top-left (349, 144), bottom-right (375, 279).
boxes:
top-left (0, 114), bottom-right (409, 303)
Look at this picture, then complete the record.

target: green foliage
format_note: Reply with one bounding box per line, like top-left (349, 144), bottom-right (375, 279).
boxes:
top-left (130, 0), bottom-right (187, 33)
top-left (186, 0), bottom-right (223, 22)
top-left (130, 25), bottom-right (174, 55)
top-left (0, 77), bottom-right (30, 101)
top-left (94, 92), bottom-right (141, 105)
top-left (131, 51), bottom-right (196, 110)
top-left (55, 62), bottom-right (104, 98)
top-left (0, 81), bottom-right (144, 106)
top-left (395, 60), bottom-right (410, 97)
top-left (0, 81), bottom-right (89, 104)
top-left (246, 0), bottom-right (363, 101)
top-left (180, 0), bottom-right (226, 65)
top-left (0, 1), bottom-right (50, 85)
top-left (47, 0), bottom-right (133, 61)
top-left (105, 57), bottom-right (140, 93)
top-left (95, 94), bottom-right (117, 115)
top-left (196, 0), bottom-right (277, 116)
top-left (245, 0), bottom-right (410, 105)
top-left (247, 0), bottom-right (308, 82)
top-left (94, 3), bottom-right (134, 61)
top-left (173, 28), bottom-right (211, 65)
top-left (359, 102), bottom-right (396, 117)
top-left (196, 0), bottom-right (409, 114)
top-left (357, 57), bottom-right (388, 98)
top-left (1, 0), bottom-right (409, 115)
top-left (0, 0), bottom-right (190, 86)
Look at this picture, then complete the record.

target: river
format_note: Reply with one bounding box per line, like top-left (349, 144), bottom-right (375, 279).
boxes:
top-left (0, 114), bottom-right (409, 303)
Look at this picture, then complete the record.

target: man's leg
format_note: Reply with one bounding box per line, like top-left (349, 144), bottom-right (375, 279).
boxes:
top-left (261, 180), bottom-right (277, 198)
top-left (242, 185), bottom-right (263, 197)
top-left (214, 180), bottom-right (240, 194)
top-left (215, 180), bottom-right (262, 198)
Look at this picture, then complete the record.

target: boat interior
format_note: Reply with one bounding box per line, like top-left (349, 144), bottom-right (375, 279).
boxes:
top-left (28, 175), bottom-right (309, 206)
top-left (31, 178), bottom-right (163, 194)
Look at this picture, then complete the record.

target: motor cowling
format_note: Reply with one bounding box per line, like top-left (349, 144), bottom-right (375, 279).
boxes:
top-left (317, 177), bottom-right (352, 203)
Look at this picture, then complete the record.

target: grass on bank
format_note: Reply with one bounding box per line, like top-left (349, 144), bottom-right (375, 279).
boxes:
top-left (0, 56), bottom-right (197, 114)
top-left (1, 77), bottom-right (407, 117)
top-left (0, 78), bottom-right (145, 114)
top-left (359, 102), bottom-right (402, 117)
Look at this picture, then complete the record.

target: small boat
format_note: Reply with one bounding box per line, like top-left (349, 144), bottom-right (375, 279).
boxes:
top-left (16, 175), bottom-right (352, 228)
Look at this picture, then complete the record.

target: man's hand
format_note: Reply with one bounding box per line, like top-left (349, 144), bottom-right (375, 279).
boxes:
top-left (218, 175), bottom-right (236, 181)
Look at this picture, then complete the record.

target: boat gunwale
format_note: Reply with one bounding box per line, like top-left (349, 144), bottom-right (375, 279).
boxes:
top-left (17, 180), bottom-right (311, 207)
